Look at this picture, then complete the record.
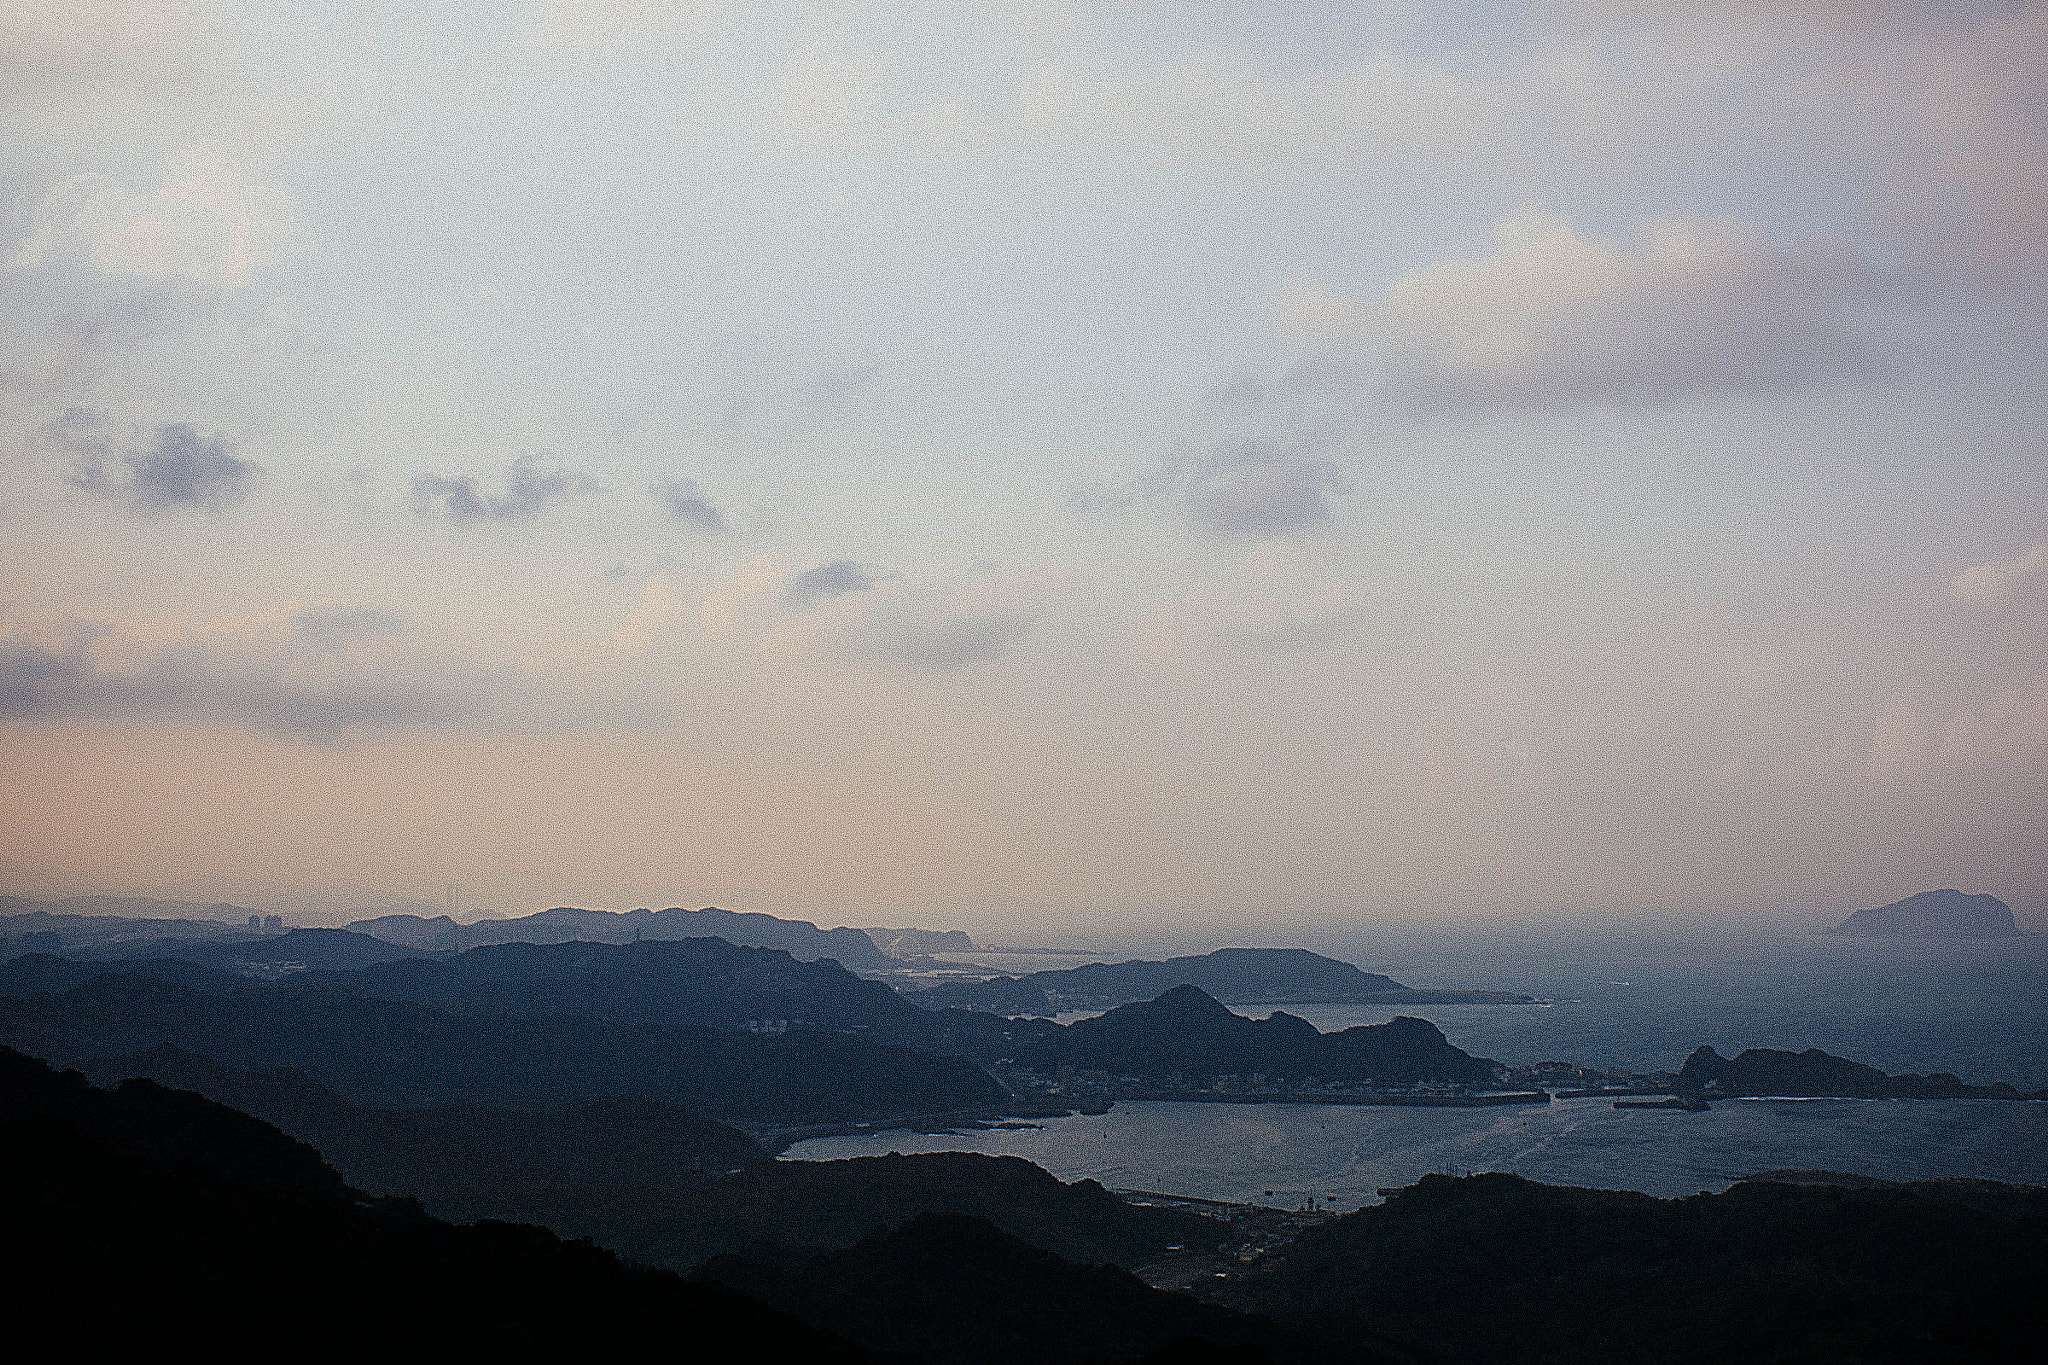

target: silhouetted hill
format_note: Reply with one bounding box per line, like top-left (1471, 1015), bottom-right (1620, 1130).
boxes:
top-left (0, 1044), bottom-right (342, 1196)
top-left (1008, 985), bottom-right (1499, 1085)
top-left (88, 926), bottom-right (431, 972)
top-left (0, 974), bottom-right (1005, 1124)
top-left (428, 1150), bottom-right (1231, 1275)
top-left (1248, 1171), bottom-right (2045, 1364)
top-left (696, 1212), bottom-right (1325, 1365)
top-left (308, 937), bottom-right (926, 1032)
top-left (1831, 889), bottom-right (2019, 939)
top-left (0, 952), bottom-right (244, 996)
top-left (1, 897), bottom-right (259, 958)
top-left (0, 1046), bottom-right (876, 1362)
top-left (912, 947), bottom-right (1529, 1014)
top-left (1676, 1044), bottom-right (2045, 1099)
top-left (349, 904), bottom-right (891, 968)
top-left (78, 1043), bottom-right (766, 1196)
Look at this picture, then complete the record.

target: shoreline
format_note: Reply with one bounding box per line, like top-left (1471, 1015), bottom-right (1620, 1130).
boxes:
top-left (1106, 1089), bottom-right (1552, 1108)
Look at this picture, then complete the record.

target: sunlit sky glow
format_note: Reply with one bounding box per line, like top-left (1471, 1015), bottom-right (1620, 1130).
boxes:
top-left (3, 1), bottom-right (2045, 934)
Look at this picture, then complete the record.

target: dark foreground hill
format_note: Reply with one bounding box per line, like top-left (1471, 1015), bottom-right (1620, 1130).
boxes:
top-left (74, 1046), bottom-right (1228, 1276)
top-left (698, 1213), bottom-right (1336, 1365)
top-left (4, 1047), bottom-right (1308, 1365)
top-left (0, 973), bottom-right (1003, 1124)
top-left (913, 947), bottom-right (1529, 1015)
top-left (0, 1047), bottom-right (873, 1363)
top-left (349, 903), bottom-right (892, 968)
top-left (1245, 1171), bottom-right (2045, 1364)
top-left (78, 1043), bottom-right (766, 1195)
top-left (1830, 889), bottom-right (2019, 939)
top-left (427, 1150), bottom-right (1231, 1275)
top-left (1676, 1044), bottom-right (2047, 1099)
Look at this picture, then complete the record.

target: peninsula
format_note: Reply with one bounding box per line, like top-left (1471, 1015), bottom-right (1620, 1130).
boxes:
top-left (909, 947), bottom-right (1533, 1014)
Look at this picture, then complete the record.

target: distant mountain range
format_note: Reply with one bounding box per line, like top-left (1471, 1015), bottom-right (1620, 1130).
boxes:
top-left (1831, 889), bottom-right (2019, 939)
top-left (347, 904), bottom-right (893, 968)
top-left (910, 946), bottom-right (1533, 1014)
top-left (2, 896), bottom-right (901, 971)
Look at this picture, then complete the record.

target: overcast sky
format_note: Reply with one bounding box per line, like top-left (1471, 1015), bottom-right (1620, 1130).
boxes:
top-left (3, 1), bottom-right (2045, 934)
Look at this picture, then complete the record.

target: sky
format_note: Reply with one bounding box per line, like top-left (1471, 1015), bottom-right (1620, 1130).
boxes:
top-left (2, 1), bottom-right (2045, 936)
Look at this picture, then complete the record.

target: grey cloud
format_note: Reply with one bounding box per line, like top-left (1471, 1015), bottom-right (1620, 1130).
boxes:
top-left (1069, 462), bottom-right (1183, 514)
top-left (1185, 452), bottom-right (1348, 538)
top-left (411, 456), bottom-right (599, 524)
top-left (804, 364), bottom-right (882, 409)
top-left (0, 625), bottom-right (490, 744)
top-left (784, 559), bottom-right (878, 611)
top-left (1073, 449), bottom-right (1349, 539)
top-left (873, 609), bottom-right (1038, 670)
top-left (37, 405), bottom-right (112, 462)
top-left (291, 606), bottom-right (408, 645)
top-left (67, 422), bottom-right (258, 513)
top-left (649, 478), bottom-right (729, 533)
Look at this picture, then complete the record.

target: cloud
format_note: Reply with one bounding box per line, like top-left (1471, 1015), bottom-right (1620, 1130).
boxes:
top-left (783, 559), bottom-right (878, 611)
top-left (1185, 452), bottom-right (1348, 539)
top-left (777, 565), bottom-right (1063, 671)
top-left (36, 405), bottom-right (112, 462)
top-left (692, 556), bottom-right (1059, 671)
top-left (1363, 209), bottom-right (1884, 411)
top-left (6, 163), bottom-right (293, 289)
top-left (411, 456), bottom-right (600, 524)
top-left (0, 611), bottom-right (493, 743)
top-left (291, 606), bottom-right (408, 646)
top-left (867, 573), bottom-right (1054, 670)
top-left (1075, 449), bottom-right (1349, 540)
top-left (1952, 545), bottom-right (2048, 605)
top-left (649, 477), bottom-right (729, 533)
top-left (69, 422), bottom-right (259, 514)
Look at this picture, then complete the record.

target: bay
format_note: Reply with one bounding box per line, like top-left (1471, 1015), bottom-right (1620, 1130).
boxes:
top-left (785, 1095), bottom-right (2048, 1206)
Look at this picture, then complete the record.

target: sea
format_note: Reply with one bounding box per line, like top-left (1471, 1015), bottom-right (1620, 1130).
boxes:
top-left (789, 928), bottom-right (2048, 1203)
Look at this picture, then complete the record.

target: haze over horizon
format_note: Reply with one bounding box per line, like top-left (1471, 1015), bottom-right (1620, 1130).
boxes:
top-left (4, 2), bottom-right (2046, 936)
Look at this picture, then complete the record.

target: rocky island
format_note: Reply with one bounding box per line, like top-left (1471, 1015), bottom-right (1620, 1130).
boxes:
top-left (1829, 889), bottom-right (2019, 939)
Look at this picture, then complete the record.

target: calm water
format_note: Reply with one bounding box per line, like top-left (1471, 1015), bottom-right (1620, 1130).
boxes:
top-left (787, 1096), bottom-right (2048, 1205)
top-left (836, 929), bottom-right (2048, 1201)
